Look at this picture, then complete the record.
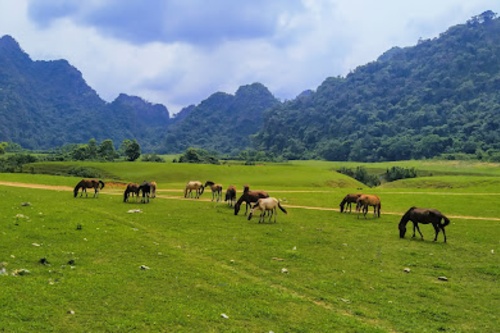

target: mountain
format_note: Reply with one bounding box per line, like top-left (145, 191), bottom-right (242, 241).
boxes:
top-left (158, 82), bottom-right (280, 154)
top-left (1, 11), bottom-right (500, 161)
top-left (252, 10), bottom-right (500, 161)
top-left (0, 35), bottom-right (170, 151)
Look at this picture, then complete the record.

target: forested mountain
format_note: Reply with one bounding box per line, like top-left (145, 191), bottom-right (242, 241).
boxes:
top-left (0, 35), bottom-right (170, 151)
top-left (252, 11), bottom-right (500, 161)
top-left (160, 83), bottom-right (280, 154)
top-left (1, 11), bottom-right (500, 161)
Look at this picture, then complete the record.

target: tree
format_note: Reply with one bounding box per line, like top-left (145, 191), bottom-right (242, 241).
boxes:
top-left (88, 139), bottom-right (98, 160)
top-left (98, 139), bottom-right (116, 161)
top-left (122, 139), bottom-right (141, 161)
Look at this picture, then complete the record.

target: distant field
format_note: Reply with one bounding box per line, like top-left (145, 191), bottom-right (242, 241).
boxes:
top-left (0, 160), bottom-right (498, 332)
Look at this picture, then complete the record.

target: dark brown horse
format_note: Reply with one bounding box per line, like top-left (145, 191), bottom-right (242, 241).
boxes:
top-left (225, 185), bottom-right (237, 207)
top-left (339, 193), bottom-right (362, 213)
top-left (204, 181), bottom-right (223, 202)
top-left (356, 194), bottom-right (381, 219)
top-left (138, 181), bottom-right (152, 203)
top-left (399, 207), bottom-right (450, 242)
top-left (234, 185), bottom-right (269, 215)
top-left (123, 183), bottom-right (140, 202)
top-left (73, 179), bottom-right (105, 198)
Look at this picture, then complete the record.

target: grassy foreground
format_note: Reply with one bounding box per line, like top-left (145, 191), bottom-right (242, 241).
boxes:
top-left (0, 160), bottom-right (499, 332)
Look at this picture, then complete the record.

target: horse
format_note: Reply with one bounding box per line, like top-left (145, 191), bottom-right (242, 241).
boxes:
top-left (204, 181), bottom-right (223, 202)
top-left (234, 185), bottom-right (269, 215)
top-left (138, 181), bottom-right (152, 203)
top-left (339, 193), bottom-right (362, 213)
top-left (73, 179), bottom-right (105, 198)
top-left (150, 181), bottom-right (157, 198)
top-left (123, 182), bottom-right (141, 202)
top-left (247, 197), bottom-right (287, 223)
top-left (356, 194), bottom-right (381, 219)
top-left (225, 185), bottom-right (237, 207)
top-left (184, 181), bottom-right (205, 199)
top-left (399, 207), bottom-right (450, 243)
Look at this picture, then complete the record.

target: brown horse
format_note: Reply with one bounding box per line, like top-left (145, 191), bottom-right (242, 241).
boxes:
top-left (399, 207), bottom-right (450, 242)
top-left (356, 194), bottom-right (381, 219)
top-left (339, 193), bottom-right (362, 213)
top-left (225, 185), bottom-right (237, 207)
top-left (184, 181), bottom-right (205, 199)
top-left (234, 185), bottom-right (269, 215)
top-left (123, 183), bottom-right (140, 202)
top-left (204, 181), bottom-right (223, 202)
top-left (73, 179), bottom-right (105, 198)
top-left (248, 197), bottom-right (287, 223)
top-left (150, 181), bottom-right (157, 198)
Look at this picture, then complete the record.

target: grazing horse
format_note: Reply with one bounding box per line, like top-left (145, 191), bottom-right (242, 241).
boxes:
top-left (399, 207), bottom-right (450, 243)
top-left (73, 179), bottom-right (105, 198)
top-left (339, 193), bottom-right (362, 213)
top-left (204, 181), bottom-right (223, 202)
top-left (184, 181), bottom-right (205, 199)
top-left (138, 181), bottom-right (152, 203)
top-left (248, 197), bottom-right (287, 223)
top-left (150, 181), bottom-right (157, 198)
top-left (123, 182), bottom-right (140, 202)
top-left (234, 185), bottom-right (269, 215)
top-left (225, 185), bottom-right (237, 207)
top-left (356, 194), bottom-right (381, 219)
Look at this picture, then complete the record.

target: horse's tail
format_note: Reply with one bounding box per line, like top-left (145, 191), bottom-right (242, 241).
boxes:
top-left (99, 180), bottom-right (105, 189)
top-left (441, 215), bottom-right (450, 227)
top-left (199, 185), bottom-right (205, 195)
top-left (278, 202), bottom-right (288, 214)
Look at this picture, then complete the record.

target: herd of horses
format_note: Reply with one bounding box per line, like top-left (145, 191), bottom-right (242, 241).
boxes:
top-left (339, 193), bottom-right (450, 242)
top-left (73, 178), bottom-right (450, 242)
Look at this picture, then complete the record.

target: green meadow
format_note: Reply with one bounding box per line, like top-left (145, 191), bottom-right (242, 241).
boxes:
top-left (0, 160), bottom-right (498, 332)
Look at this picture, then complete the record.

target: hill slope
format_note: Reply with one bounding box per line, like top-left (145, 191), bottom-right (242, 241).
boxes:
top-left (252, 11), bottom-right (500, 161)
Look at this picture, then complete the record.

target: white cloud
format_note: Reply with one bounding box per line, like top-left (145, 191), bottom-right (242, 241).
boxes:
top-left (1, 0), bottom-right (499, 114)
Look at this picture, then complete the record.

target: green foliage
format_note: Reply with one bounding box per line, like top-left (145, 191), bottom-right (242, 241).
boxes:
top-left (253, 15), bottom-right (500, 161)
top-left (67, 166), bottom-right (103, 178)
top-left (337, 166), bottom-right (381, 187)
top-left (120, 139), bottom-right (141, 161)
top-left (384, 166), bottom-right (418, 182)
top-left (140, 154), bottom-right (165, 162)
top-left (0, 153), bottom-right (38, 172)
top-left (178, 147), bottom-right (220, 164)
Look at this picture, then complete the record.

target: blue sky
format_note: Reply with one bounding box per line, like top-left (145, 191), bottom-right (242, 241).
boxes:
top-left (1, 0), bottom-right (499, 114)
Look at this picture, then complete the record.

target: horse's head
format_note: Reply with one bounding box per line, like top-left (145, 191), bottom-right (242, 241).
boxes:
top-left (399, 223), bottom-right (407, 238)
top-left (339, 200), bottom-right (345, 213)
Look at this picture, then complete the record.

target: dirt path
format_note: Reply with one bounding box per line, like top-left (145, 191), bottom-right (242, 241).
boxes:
top-left (1, 181), bottom-right (499, 221)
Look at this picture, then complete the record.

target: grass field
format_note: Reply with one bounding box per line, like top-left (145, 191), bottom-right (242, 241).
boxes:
top-left (0, 160), bottom-right (499, 332)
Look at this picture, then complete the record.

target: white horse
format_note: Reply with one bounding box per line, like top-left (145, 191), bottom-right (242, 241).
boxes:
top-left (184, 181), bottom-right (205, 199)
top-left (247, 197), bottom-right (287, 223)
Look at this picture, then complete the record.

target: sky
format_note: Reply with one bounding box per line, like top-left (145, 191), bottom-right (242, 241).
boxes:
top-left (1, 1), bottom-right (499, 115)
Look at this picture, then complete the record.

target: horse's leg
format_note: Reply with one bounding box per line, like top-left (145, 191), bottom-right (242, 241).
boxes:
top-left (441, 226), bottom-right (447, 243)
top-left (414, 223), bottom-right (424, 240)
top-left (363, 205), bottom-right (368, 219)
top-left (432, 223), bottom-right (440, 242)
